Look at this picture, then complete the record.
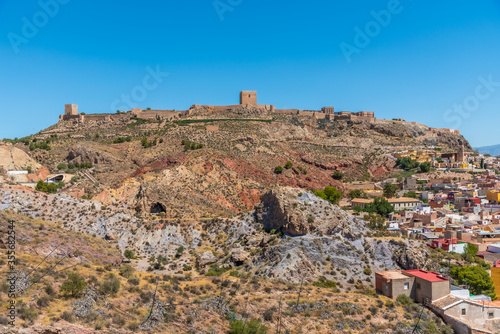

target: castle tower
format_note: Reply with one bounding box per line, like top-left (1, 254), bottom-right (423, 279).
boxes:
top-left (240, 91), bottom-right (257, 106)
top-left (65, 104), bottom-right (78, 116)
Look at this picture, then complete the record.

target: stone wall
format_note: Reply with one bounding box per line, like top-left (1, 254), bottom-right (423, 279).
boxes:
top-left (134, 110), bottom-right (184, 120)
top-left (81, 115), bottom-right (110, 122)
top-left (275, 109), bottom-right (299, 114)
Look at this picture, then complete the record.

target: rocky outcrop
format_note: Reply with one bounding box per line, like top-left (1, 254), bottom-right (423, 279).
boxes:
top-left (196, 251), bottom-right (216, 267)
top-left (255, 187), bottom-right (364, 236)
top-left (393, 240), bottom-right (431, 270)
top-left (66, 144), bottom-right (117, 165)
top-left (72, 286), bottom-right (100, 318)
top-left (230, 247), bottom-right (250, 264)
top-left (0, 143), bottom-right (41, 171)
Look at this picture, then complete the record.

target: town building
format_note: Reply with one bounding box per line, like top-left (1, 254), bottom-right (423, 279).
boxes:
top-left (375, 269), bottom-right (450, 304)
top-left (351, 197), bottom-right (420, 211)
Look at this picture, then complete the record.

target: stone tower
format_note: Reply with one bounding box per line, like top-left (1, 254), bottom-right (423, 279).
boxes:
top-left (240, 91), bottom-right (257, 106)
top-left (458, 143), bottom-right (465, 163)
top-left (65, 104), bottom-right (78, 116)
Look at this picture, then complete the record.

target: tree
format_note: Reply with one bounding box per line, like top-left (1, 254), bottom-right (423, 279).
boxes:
top-left (332, 171), bottom-right (344, 180)
top-left (450, 265), bottom-right (496, 299)
top-left (403, 191), bottom-right (417, 199)
top-left (284, 161), bottom-right (292, 169)
top-left (274, 166), bottom-right (283, 174)
top-left (383, 183), bottom-right (399, 198)
top-left (353, 206), bottom-right (363, 213)
top-left (463, 243), bottom-right (479, 263)
top-left (364, 213), bottom-right (387, 230)
top-left (314, 186), bottom-right (342, 205)
top-left (365, 198), bottom-right (394, 216)
top-left (419, 162), bottom-right (431, 173)
top-left (348, 189), bottom-right (368, 199)
top-left (481, 158), bottom-right (485, 169)
top-left (396, 157), bottom-right (420, 171)
top-left (60, 272), bottom-right (86, 298)
top-left (36, 181), bottom-right (58, 194)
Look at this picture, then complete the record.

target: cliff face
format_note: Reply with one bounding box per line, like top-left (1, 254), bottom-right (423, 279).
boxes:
top-left (255, 187), bottom-right (364, 236)
top-left (245, 187), bottom-right (430, 284)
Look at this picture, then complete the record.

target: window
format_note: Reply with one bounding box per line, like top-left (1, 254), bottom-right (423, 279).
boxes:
top-left (416, 283), bottom-right (421, 289)
top-left (489, 312), bottom-right (494, 318)
top-left (462, 309), bottom-right (466, 316)
top-left (404, 283), bottom-right (409, 290)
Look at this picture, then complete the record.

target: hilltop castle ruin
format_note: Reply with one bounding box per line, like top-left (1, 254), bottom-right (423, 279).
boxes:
top-left (58, 90), bottom-right (459, 135)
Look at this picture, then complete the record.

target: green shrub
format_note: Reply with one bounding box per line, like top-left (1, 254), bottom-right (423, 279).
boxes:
top-left (124, 249), bottom-right (135, 259)
top-left (284, 161), bottom-right (292, 169)
top-left (396, 294), bottom-right (413, 306)
top-left (313, 276), bottom-right (337, 289)
top-left (229, 270), bottom-right (240, 277)
top-left (206, 264), bottom-right (228, 277)
top-left (100, 274), bottom-right (121, 295)
top-left (119, 265), bottom-right (135, 278)
top-left (332, 171), bottom-right (344, 180)
top-left (60, 272), bottom-right (86, 298)
top-left (314, 186), bottom-right (341, 205)
top-left (229, 318), bottom-right (267, 334)
top-left (274, 166), bottom-right (283, 174)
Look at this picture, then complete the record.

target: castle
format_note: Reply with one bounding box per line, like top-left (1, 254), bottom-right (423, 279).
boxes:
top-left (59, 90), bottom-right (376, 123)
top-left (58, 90), bottom-right (459, 135)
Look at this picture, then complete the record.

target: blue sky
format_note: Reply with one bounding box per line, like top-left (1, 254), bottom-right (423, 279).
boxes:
top-left (1, 0), bottom-right (499, 147)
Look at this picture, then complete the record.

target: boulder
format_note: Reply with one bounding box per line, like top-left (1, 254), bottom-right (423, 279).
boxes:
top-left (196, 251), bottom-right (216, 267)
top-left (231, 248), bottom-right (250, 264)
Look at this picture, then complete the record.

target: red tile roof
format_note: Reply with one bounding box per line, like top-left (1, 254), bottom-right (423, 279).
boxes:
top-left (402, 269), bottom-right (449, 282)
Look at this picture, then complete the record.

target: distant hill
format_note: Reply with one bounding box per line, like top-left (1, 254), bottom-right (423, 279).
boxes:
top-left (475, 144), bottom-right (500, 156)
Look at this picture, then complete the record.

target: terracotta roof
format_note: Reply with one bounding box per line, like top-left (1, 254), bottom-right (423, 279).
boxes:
top-left (375, 271), bottom-right (408, 280)
top-left (432, 295), bottom-right (462, 309)
top-left (388, 197), bottom-right (420, 203)
top-left (351, 198), bottom-right (373, 204)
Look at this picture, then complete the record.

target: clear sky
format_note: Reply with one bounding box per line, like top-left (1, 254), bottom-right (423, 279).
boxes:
top-left (1, 0), bottom-right (499, 147)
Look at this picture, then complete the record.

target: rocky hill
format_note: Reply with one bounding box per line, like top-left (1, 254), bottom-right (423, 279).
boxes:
top-left (1, 109), bottom-right (471, 220)
top-left (0, 110), bottom-right (467, 333)
top-left (0, 185), bottom-right (430, 285)
top-left (0, 187), bottom-right (452, 333)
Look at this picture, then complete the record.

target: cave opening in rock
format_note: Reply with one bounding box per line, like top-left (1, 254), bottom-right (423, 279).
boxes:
top-left (150, 202), bottom-right (166, 214)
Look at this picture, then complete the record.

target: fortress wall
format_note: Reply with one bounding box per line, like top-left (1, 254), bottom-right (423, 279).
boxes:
top-left (60, 114), bottom-right (81, 121)
top-left (109, 114), bottom-right (132, 122)
top-left (211, 105), bottom-right (243, 111)
top-left (81, 115), bottom-right (110, 122)
top-left (432, 128), bottom-right (461, 135)
top-left (256, 104), bottom-right (275, 111)
top-left (275, 109), bottom-right (299, 114)
top-left (136, 110), bottom-right (183, 120)
top-left (350, 115), bottom-right (375, 123)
